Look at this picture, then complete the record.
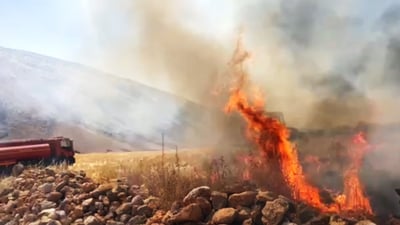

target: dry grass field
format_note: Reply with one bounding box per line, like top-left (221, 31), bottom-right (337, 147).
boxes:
top-left (68, 148), bottom-right (246, 207)
top-left (64, 135), bottom-right (350, 207)
top-left (71, 149), bottom-right (206, 182)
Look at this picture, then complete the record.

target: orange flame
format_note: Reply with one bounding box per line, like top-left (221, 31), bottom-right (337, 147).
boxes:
top-left (336, 132), bottom-right (373, 215)
top-left (304, 156), bottom-right (322, 173)
top-left (223, 37), bottom-right (373, 215)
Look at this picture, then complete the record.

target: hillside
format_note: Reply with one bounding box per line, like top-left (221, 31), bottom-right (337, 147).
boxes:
top-left (0, 47), bottom-right (238, 152)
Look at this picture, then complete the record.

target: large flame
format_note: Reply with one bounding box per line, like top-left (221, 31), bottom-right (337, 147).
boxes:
top-left (336, 132), bottom-right (373, 215)
top-left (223, 37), bottom-right (373, 215)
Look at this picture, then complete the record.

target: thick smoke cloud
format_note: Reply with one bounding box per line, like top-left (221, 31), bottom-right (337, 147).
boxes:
top-left (82, 0), bottom-right (400, 130)
top-left (69, 0), bottom-right (400, 214)
top-left (76, 0), bottom-right (400, 151)
top-left (84, 0), bottom-right (231, 105)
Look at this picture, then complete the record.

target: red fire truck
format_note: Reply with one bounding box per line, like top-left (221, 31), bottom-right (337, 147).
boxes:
top-left (0, 136), bottom-right (76, 168)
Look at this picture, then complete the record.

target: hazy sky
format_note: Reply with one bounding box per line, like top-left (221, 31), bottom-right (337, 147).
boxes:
top-left (0, 0), bottom-right (236, 72)
top-left (0, 0), bottom-right (396, 76)
top-left (2, 0), bottom-right (400, 127)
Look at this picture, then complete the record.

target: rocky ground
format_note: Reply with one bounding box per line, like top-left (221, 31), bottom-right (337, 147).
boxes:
top-left (0, 165), bottom-right (397, 225)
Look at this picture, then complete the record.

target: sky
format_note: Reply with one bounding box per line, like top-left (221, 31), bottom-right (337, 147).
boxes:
top-left (0, 1), bottom-right (89, 62)
top-left (0, 1), bottom-right (391, 66)
top-left (0, 0), bottom-right (236, 73)
top-left (0, 0), bottom-right (397, 85)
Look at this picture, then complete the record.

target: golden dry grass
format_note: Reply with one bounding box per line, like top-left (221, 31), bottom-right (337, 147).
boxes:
top-left (69, 148), bottom-right (239, 208)
top-left (71, 149), bottom-right (212, 182)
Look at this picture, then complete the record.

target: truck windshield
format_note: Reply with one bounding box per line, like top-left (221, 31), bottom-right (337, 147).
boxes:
top-left (60, 139), bottom-right (72, 148)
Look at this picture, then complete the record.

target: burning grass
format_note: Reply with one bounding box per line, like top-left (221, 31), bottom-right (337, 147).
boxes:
top-left (65, 37), bottom-right (378, 217)
top-left (221, 36), bottom-right (375, 217)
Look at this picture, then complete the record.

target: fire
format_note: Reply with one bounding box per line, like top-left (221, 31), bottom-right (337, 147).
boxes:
top-left (336, 132), bottom-right (373, 215)
top-left (303, 155), bottom-right (322, 173)
top-left (223, 37), bottom-right (373, 215)
top-left (236, 153), bottom-right (264, 181)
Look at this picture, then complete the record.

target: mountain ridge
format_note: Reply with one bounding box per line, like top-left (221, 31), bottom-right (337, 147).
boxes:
top-left (0, 46), bottom-right (234, 152)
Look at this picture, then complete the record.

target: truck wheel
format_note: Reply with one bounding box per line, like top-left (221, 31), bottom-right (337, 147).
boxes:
top-left (67, 157), bottom-right (75, 165)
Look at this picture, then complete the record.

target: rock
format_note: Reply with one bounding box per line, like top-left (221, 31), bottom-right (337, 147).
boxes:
top-left (196, 197), bottom-right (212, 217)
top-left (127, 215), bottom-right (147, 225)
top-left (79, 170), bottom-right (86, 177)
top-left (40, 200), bottom-right (57, 210)
top-left (261, 197), bottom-right (289, 225)
top-left (131, 195), bottom-right (144, 206)
top-left (0, 187), bottom-right (13, 197)
top-left (237, 207), bottom-right (252, 222)
top-left (8, 190), bottom-right (19, 200)
top-left (55, 181), bottom-right (68, 192)
top-left (120, 214), bottom-right (131, 223)
top-left (330, 215), bottom-right (348, 225)
top-left (243, 218), bottom-right (253, 225)
top-left (47, 220), bottom-right (62, 225)
top-left (61, 171), bottom-right (76, 179)
top-left (70, 206), bottom-right (84, 220)
top-left (137, 205), bottom-right (153, 217)
top-left (161, 211), bottom-right (174, 224)
top-left (39, 208), bottom-right (56, 217)
top-left (105, 221), bottom-right (121, 225)
top-left (15, 206), bottom-right (28, 215)
top-left (91, 184), bottom-right (113, 198)
top-left (40, 183), bottom-right (54, 194)
top-left (47, 192), bottom-right (63, 202)
top-left (116, 203), bottom-right (132, 215)
top-left (229, 191), bottom-right (257, 208)
top-left (0, 215), bottom-right (13, 224)
top-left (256, 191), bottom-right (276, 203)
top-left (39, 216), bottom-right (52, 224)
top-left (45, 168), bottom-right (56, 176)
top-left (55, 210), bottom-right (67, 219)
top-left (355, 220), bottom-right (376, 225)
top-left (5, 219), bottom-right (19, 225)
top-left (73, 219), bottom-right (84, 225)
top-left (211, 207), bottom-right (237, 224)
top-left (84, 215), bottom-right (102, 225)
top-left (82, 183), bottom-right (97, 193)
top-left (117, 192), bottom-right (127, 200)
top-left (45, 176), bottom-right (56, 183)
top-left (4, 201), bottom-right (17, 214)
top-left (102, 196), bottom-right (110, 206)
top-left (296, 204), bottom-right (318, 224)
top-left (183, 186), bottom-right (211, 205)
top-left (82, 198), bottom-right (94, 208)
top-left (211, 191), bottom-right (228, 210)
top-left (170, 201), bottom-right (184, 214)
top-left (305, 215), bottom-right (331, 225)
top-left (144, 196), bottom-right (161, 210)
top-left (95, 202), bottom-right (104, 211)
top-left (61, 217), bottom-right (73, 225)
top-left (387, 217), bottom-right (400, 225)
top-left (11, 163), bottom-right (24, 177)
top-left (107, 191), bottom-right (119, 202)
top-left (24, 213), bottom-right (38, 222)
top-left (224, 182), bottom-right (256, 194)
top-left (395, 188), bottom-right (400, 196)
top-left (169, 203), bottom-right (203, 223)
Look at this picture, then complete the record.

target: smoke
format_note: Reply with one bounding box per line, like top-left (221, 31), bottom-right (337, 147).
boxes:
top-left (83, 0), bottom-right (232, 104)
top-left (81, 0), bottom-right (400, 129)
top-left (78, 0), bottom-right (400, 215)
top-left (224, 0), bottom-right (400, 215)
top-left (78, 0), bottom-right (400, 151)
top-left (214, 0), bottom-right (396, 130)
